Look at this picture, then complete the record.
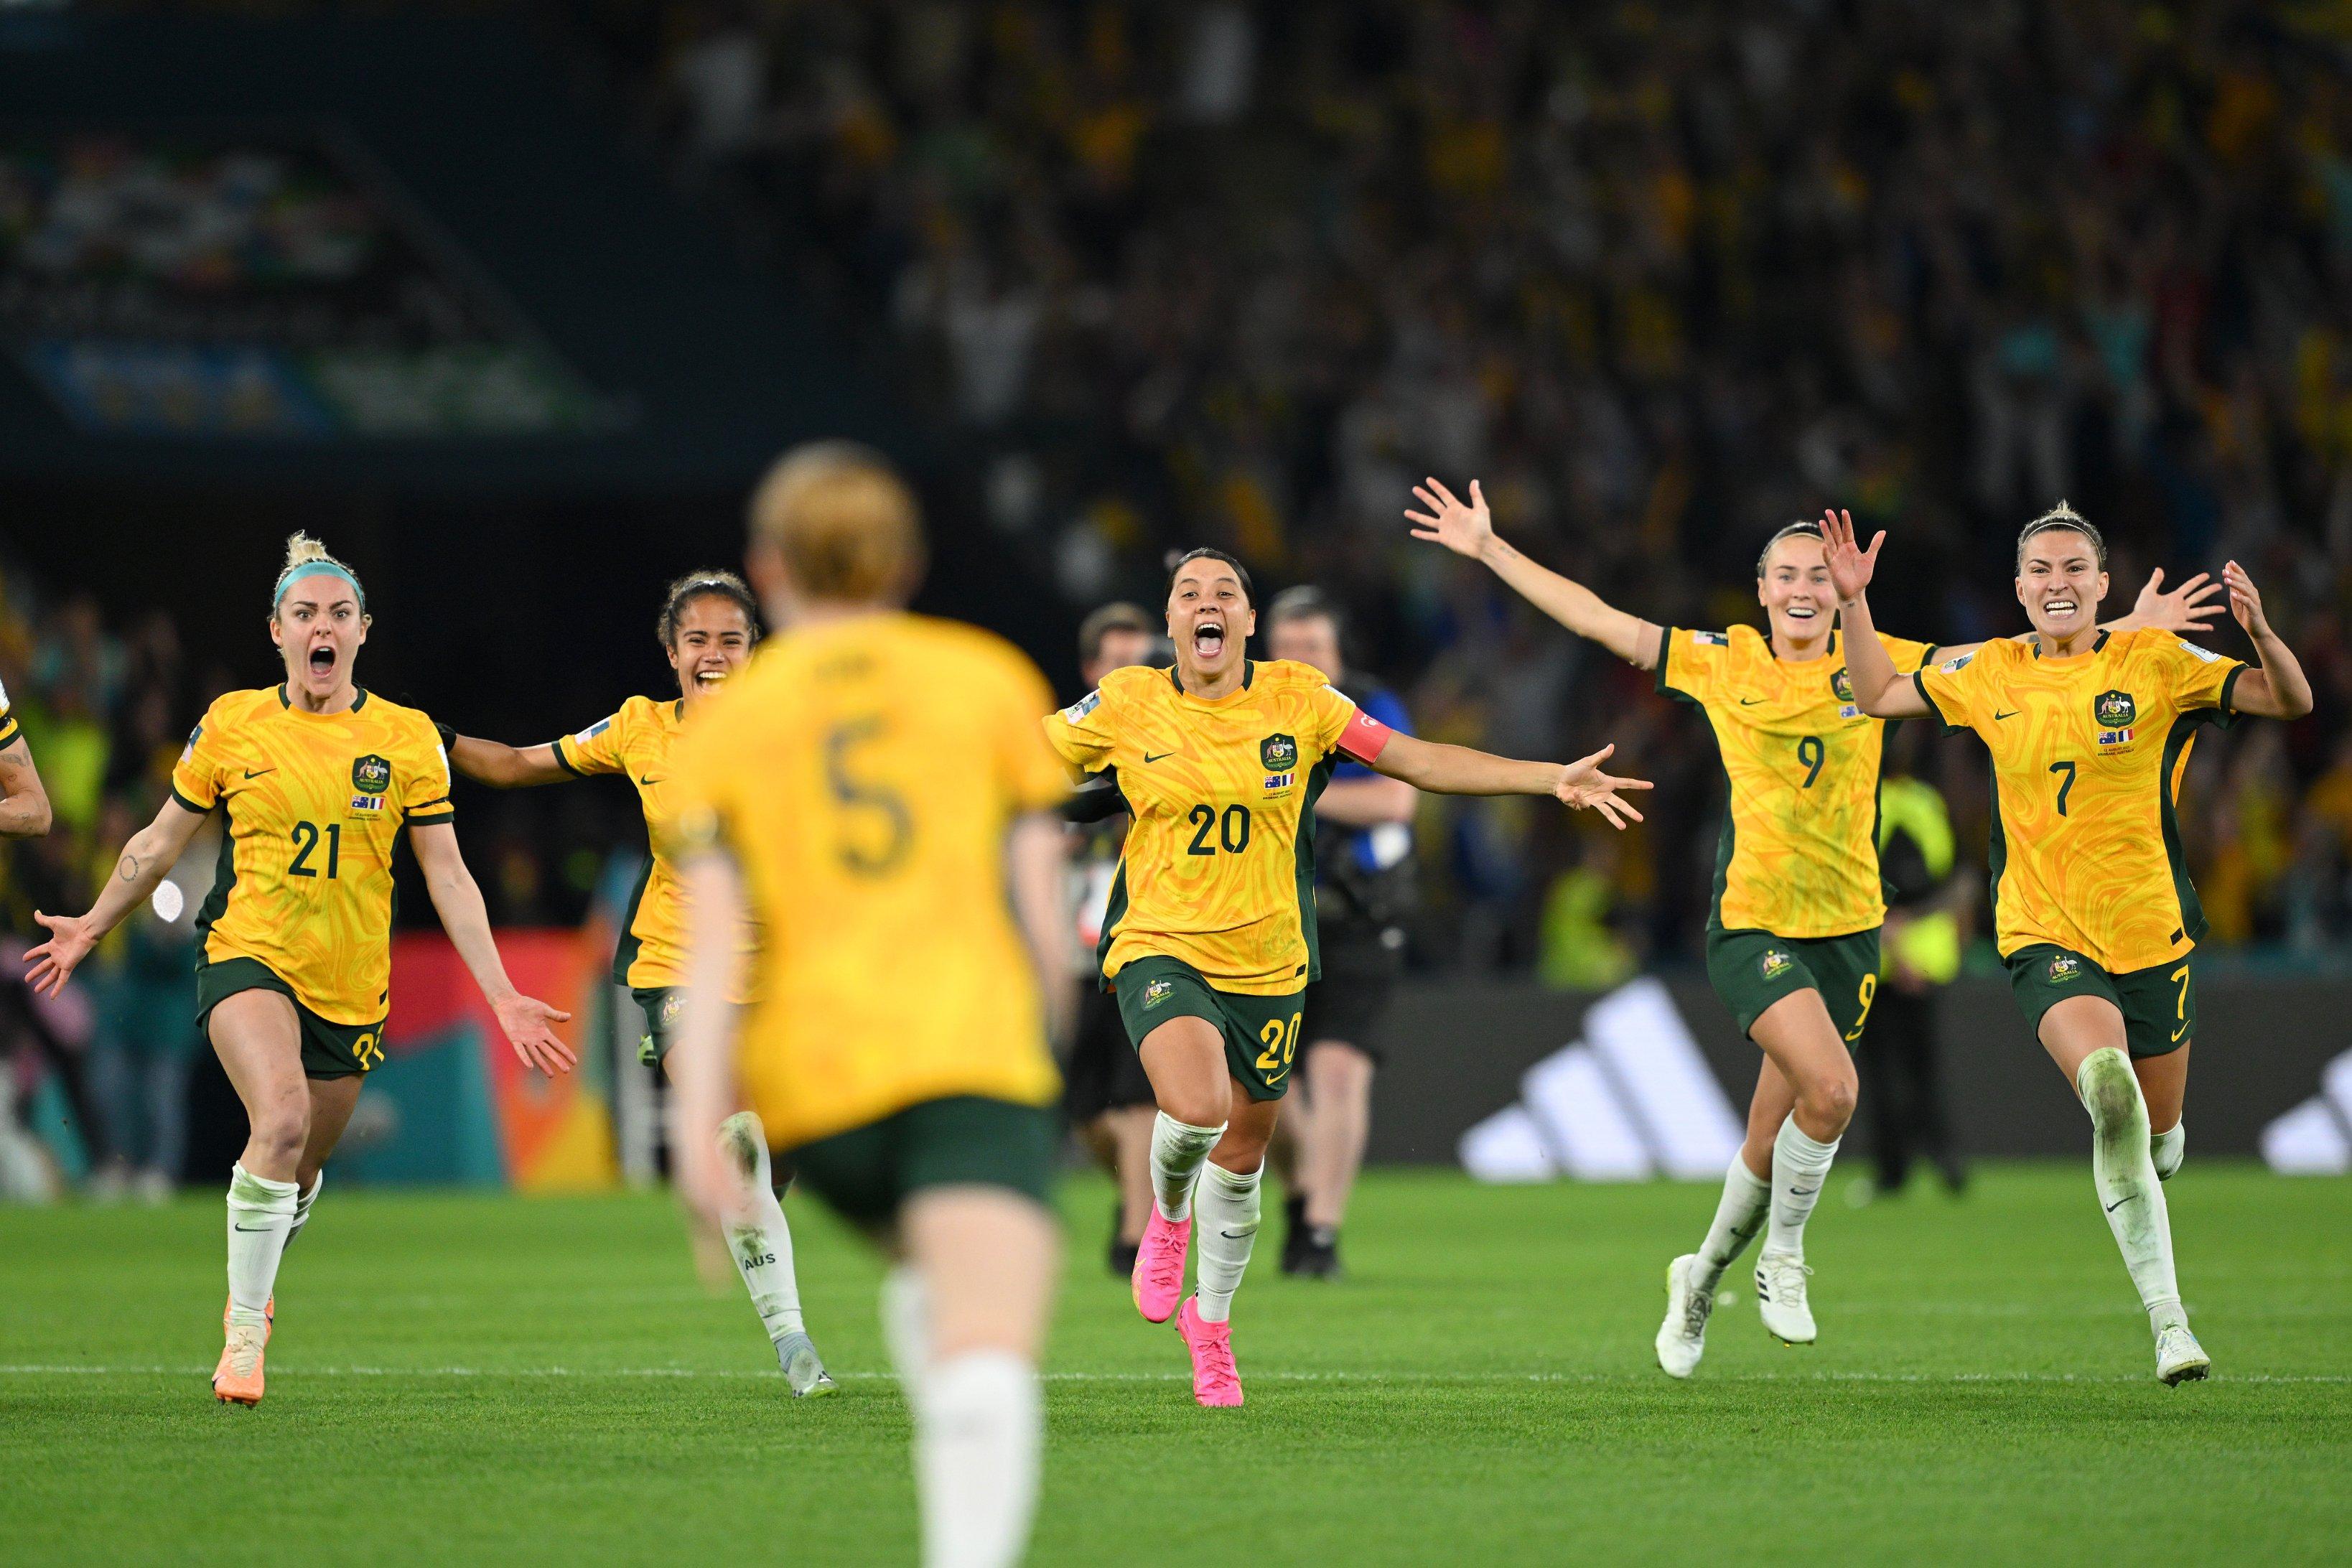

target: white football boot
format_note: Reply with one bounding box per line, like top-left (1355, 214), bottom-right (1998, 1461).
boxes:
top-left (1654, 1254), bottom-right (1714, 1378)
top-left (1754, 1254), bottom-right (1817, 1345)
top-left (2155, 1323), bottom-right (2210, 1386)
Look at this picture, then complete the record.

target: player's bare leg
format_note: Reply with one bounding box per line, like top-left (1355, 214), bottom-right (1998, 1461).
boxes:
top-left (2135, 1042), bottom-right (2190, 1181)
top-left (209, 991), bottom-right (311, 1406)
top-left (281, 1074), bottom-right (358, 1256)
top-left (1178, 1090), bottom-right (1277, 1406)
top-left (1133, 1017), bottom-right (1231, 1322)
top-left (892, 1186), bottom-right (1060, 1568)
top-left (2039, 998), bottom-right (2205, 1383)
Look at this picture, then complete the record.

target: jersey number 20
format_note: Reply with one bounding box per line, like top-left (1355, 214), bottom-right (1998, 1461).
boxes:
top-left (1186, 803), bottom-right (1251, 855)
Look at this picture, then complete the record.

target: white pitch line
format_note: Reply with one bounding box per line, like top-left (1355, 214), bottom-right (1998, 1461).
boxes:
top-left (0, 1364), bottom-right (2345, 1385)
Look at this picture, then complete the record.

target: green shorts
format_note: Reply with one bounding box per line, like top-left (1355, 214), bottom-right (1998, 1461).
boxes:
top-left (784, 1096), bottom-right (1057, 1229)
top-left (633, 985), bottom-right (685, 1065)
top-left (195, 956), bottom-right (386, 1080)
top-left (2005, 943), bottom-right (2196, 1059)
top-left (1111, 955), bottom-right (1306, 1102)
top-left (1704, 928), bottom-right (1882, 1045)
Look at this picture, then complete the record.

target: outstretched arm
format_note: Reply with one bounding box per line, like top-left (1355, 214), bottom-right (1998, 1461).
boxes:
top-left (447, 734), bottom-right (571, 788)
top-left (1819, 510), bottom-right (1930, 719)
top-left (409, 822), bottom-right (575, 1075)
top-left (1368, 732), bottom-right (1651, 829)
top-left (2220, 562), bottom-right (2314, 719)
top-left (24, 796), bottom-right (207, 994)
top-left (0, 737), bottom-right (51, 837)
top-left (1407, 478), bottom-right (1661, 668)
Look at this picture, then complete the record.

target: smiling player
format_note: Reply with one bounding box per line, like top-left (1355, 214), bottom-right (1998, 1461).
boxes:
top-left (1835, 503), bottom-right (2312, 1383)
top-left (440, 571), bottom-right (834, 1397)
top-left (24, 533), bottom-right (573, 1407)
top-left (1407, 479), bottom-right (2219, 1376)
top-left (1046, 546), bottom-right (1650, 1406)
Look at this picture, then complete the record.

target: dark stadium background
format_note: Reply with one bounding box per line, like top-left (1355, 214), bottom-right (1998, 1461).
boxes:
top-left (7, 1), bottom-right (2352, 1177)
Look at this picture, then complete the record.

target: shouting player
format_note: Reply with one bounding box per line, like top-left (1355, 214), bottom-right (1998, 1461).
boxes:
top-left (1832, 504), bottom-right (2311, 1383)
top-left (667, 444), bottom-right (1075, 1568)
top-left (441, 572), bottom-right (834, 1396)
top-left (24, 533), bottom-right (573, 1407)
top-left (1045, 546), bottom-right (1649, 1406)
top-left (1407, 479), bottom-right (2218, 1375)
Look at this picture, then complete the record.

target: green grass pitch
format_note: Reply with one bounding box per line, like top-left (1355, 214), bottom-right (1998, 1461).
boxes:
top-left (4, 1165), bottom-right (2348, 1565)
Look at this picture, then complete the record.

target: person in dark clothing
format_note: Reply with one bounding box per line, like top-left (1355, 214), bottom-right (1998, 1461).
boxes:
top-left (1862, 739), bottom-right (1968, 1195)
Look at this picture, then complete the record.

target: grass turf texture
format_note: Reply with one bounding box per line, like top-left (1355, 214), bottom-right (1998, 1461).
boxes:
top-left (4, 1165), bottom-right (2348, 1566)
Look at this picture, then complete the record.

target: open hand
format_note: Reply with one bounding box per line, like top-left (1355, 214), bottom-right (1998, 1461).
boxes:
top-left (1818, 509), bottom-right (1884, 603)
top-left (1406, 477), bottom-right (1495, 558)
top-left (1554, 744), bottom-right (1653, 830)
top-left (2129, 567), bottom-right (2223, 635)
top-left (2223, 560), bottom-right (2272, 638)
top-left (495, 991), bottom-right (577, 1075)
top-left (23, 910), bottom-right (98, 998)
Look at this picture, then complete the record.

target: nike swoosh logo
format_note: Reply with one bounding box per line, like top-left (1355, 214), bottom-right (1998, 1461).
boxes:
top-left (1142, 752), bottom-right (1175, 764)
top-left (1788, 1186), bottom-right (1819, 1197)
top-left (1994, 710), bottom-right (2019, 721)
top-left (638, 775), bottom-right (665, 787)
top-left (2173, 1024), bottom-right (2190, 1042)
top-left (232, 1223), bottom-right (276, 1233)
top-left (243, 768), bottom-right (276, 780)
top-left (1738, 698), bottom-right (1763, 706)
top-left (1218, 1230), bottom-right (1252, 1239)
top-left (2105, 1195), bottom-right (2134, 1213)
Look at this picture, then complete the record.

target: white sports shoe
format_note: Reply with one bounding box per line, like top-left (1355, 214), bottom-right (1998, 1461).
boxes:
top-left (777, 1332), bottom-right (838, 1398)
top-left (1755, 1254), bottom-right (1816, 1345)
top-left (1654, 1254), bottom-right (1714, 1378)
top-left (2155, 1324), bottom-right (2210, 1386)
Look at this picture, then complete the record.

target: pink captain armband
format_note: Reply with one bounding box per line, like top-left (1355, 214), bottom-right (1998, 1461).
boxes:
top-left (1336, 706), bottom-right (1393, 764)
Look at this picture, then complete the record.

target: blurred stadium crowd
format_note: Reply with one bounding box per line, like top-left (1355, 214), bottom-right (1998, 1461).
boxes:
top-left (17, 1), bottom-right (2352, 1186)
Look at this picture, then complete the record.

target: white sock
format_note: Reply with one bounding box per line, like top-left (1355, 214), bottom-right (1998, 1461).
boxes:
top-left (880, 1266), bottom-right (931, 1416)
top-left (718, 1111), bottom-right (806, 1341)
top-left (1762, 1116), bottom-right (1841, 1261)
top-left (225, 1164), bottom-right (298, 1326)
top-left (2077, 1048), bottom-right (2184, 1332)
top-left (2152, 1119), bottom-right (2185, 1182)
top-left (1191, 1161), bottom-right (1262, 1323)
top-left (1693, 1156), bottom-right (1770, 1290)
top-left (915, 1350), bottom-right (1042, 1568)
top-left (283, 1172), bottom-right (323, 1252)
top-left (1149, 1112), bottom-right (1223, 1223)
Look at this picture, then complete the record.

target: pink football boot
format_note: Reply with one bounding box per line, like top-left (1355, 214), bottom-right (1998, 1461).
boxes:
top-left (1175, 1297), bottom-right (1243, 1407)
top-left (1130, 1207), bottom-right (1191, 1324)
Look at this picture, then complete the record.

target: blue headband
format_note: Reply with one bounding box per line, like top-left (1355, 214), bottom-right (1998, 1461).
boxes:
top-left (274, 561), bottom-right (366, 612)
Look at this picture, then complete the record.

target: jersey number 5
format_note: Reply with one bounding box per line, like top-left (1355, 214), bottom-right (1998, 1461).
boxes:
top-left (825, 717), bottom-right (913, 876)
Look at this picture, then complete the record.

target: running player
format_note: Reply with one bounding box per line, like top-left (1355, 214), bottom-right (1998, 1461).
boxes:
top-left (23, 533), bottom-right (574, 1407)
top-left (1406, 478), bottom-right (2219, 1376)
top-left (666, 444), bottom-right (1074, 1568)
top-left (1059, 602), bottom-right (1163, 1275)
top-left (1261, 586), bottom-right (1419, 1279)
top-left (439, 572), bottom-right (833, 1396)
top-left (0, 673), bottom-right (54, 837)
top-left (1045, 546), bottom-right (1649, 1406)
top-left (1831, 503), bottom-right (2311, 1383)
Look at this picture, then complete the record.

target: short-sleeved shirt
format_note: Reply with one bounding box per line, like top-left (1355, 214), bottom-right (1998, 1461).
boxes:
top-left (668, 613), bottom-right (1070, 1149)
top-left (169, 685), bottom-right (452, 1024)
top-left (1044, 659), bottom-right (1394, 994)
top-left (1915, 627), bottom-right (2245, 974)
top-left (1657, 625), bottom-right (1938, 938)
top-left (554, 694), bottom-right (751, 992)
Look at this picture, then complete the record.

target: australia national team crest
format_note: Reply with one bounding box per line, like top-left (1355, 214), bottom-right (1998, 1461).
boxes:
top-left (2047, 952), bottom-right (2083, 984)
top-left (350, 752), bottom-right (391, 813)
top-left (1759, 948), bottom-right (1794, 982)
top-left (1142, 978), bottom-right (1175, 1010)
top-left (1261, 732), bottom-right (1297, 792)
top-left (2091, 689), bottom-right (2137, 748)
top-left (1831, 666), bottom-right (1861, 719)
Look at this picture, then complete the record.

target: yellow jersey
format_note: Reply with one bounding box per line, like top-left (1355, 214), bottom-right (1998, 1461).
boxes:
top-left (669, 612), bottom-right (1070, 1148)
top-left (554, 694), bottom-right (754, 992)
top-left (0, 674), bottom-right (19, 750)
top-left (169, 685), bottom-right (453, 1024)
top-left (1044, 660), bottom-right (1394, 994)
top-left (1657, 625), bottom-right (1938, 938)
top-left (1916, 627), bottom-right (2244, 974)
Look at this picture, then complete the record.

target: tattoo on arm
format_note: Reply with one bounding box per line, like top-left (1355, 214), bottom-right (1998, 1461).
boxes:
top-left (118, 853), bottom-right (141, 882)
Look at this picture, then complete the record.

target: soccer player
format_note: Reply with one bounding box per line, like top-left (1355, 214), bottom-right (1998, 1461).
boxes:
top-left (0, 673), bottom-right (55, 837)
top-left (1831, 503), bottom-right (2312, 1383)
top-left (1261, 587), bottom-right (1418, 1279)
top-left (439, 571), bottom-right (834, 1396)
top-left (24, 533), bottom-right (574, 1407)
top-left (1045, 546), bottom-right (1649, 1406)
top-left (1059, 602), bottom-right (1163, 1275)
top-left (666, 444), bottom-right (1075, 1568)
top-left (1406, 478), bottom-right (2219, 1376)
